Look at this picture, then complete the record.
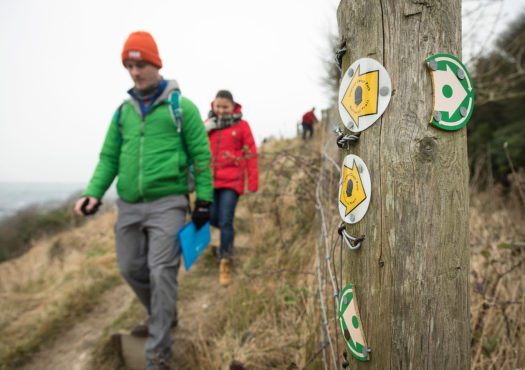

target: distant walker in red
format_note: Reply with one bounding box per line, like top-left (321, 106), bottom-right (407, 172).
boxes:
top-left (301, 107), bottom-right (318, 140)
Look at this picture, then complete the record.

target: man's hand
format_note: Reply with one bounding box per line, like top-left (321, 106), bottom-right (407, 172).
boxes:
top-left (192, 200), bottom-right (211, 230)
top-left (74, 196), bottom-right (101, 216)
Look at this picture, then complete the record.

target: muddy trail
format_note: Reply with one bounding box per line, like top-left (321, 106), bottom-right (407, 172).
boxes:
top-left (16, 227), bottom-right (253, 370)
top-left (19, 284), bottom-right (134, 370)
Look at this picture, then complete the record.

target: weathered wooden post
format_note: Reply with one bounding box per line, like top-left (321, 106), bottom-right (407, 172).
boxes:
top-left (336, 1), bottom-right (470, 369)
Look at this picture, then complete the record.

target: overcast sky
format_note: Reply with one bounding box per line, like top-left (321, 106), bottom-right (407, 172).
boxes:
top-left (0, 0), bottom-right (523, 183)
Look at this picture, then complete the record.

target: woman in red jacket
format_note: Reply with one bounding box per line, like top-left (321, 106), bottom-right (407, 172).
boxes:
top-left (205, 90), bottom-right (259, 286)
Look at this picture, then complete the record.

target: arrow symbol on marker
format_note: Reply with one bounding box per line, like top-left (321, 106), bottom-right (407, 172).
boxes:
top-left (339, 162), bottom-right (366, 216)
top-left (433, 65), bottom-right (467, 117)
top-left (341, 66), bottom-right (379, 127)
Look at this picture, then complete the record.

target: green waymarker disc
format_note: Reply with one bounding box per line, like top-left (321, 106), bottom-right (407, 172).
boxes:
top-left (338, 284), bottom-right (370, 361)
top-left (426, 53), bottom-right (475, 131)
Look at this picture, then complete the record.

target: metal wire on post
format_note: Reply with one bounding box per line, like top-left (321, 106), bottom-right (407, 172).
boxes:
top-left (338, 222), bottom-right (365, 251)
top-left (316, 173), bottom-right (341, 304)
top-left (313, 142), bottom-right (347, 370)
top-left (335, 42), bottom-right (347, 72)
top-left (329, 230), bottom-right (342, 364)
top-left (333, 126), bottom-right (360, 150)
top-left (313, 134), bottom-right (371, 368)
top-left (315, 235), bottom-right (334, 370)
top-left (322, 152), bottom-right (341, 175)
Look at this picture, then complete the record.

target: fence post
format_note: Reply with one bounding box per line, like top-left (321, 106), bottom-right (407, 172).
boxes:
top-left (336, 1), bottom-right (470, 368)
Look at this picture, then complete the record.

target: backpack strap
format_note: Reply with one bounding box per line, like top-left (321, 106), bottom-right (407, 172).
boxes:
top-left (114, 102), bottom-right (125, 143)
top-left (168, 90), bottom-right (196, 193)
top-left (168, 89), bottom-right (190, 156)
top-left (168, 90), bottom-right (183, 134)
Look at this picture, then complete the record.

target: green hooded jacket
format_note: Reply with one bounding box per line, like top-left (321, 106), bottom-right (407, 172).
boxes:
top-left (84, 80), bottom-right (213, 203)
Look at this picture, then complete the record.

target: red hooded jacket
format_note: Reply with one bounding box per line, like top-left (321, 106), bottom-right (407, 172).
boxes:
top-left (206, 102), bottom-right (259, 195)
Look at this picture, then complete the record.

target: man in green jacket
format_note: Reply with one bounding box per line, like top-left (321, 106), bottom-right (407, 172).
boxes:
top-left (74, 31), bottom-right (213, 370)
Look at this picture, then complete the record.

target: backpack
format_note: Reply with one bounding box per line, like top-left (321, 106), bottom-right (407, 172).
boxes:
top-left (114, 89), bottom-right (195, 192)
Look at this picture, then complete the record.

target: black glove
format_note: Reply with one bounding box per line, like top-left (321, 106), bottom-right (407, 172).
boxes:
top-left (192, 200), bottom-right (211, 230)
top-left (81, 198), bottom-right (102, 216)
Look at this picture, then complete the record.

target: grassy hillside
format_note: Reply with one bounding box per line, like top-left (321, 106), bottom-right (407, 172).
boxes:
top-left (0, 212), bottom-right (122, 370)
top-left (0, 131), bottom-right (523, 369)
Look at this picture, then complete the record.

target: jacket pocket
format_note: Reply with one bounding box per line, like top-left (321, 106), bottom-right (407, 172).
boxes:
top-left (149, 151), bottom-right (181, 183)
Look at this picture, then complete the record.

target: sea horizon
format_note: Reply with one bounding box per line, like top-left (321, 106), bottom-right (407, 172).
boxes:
top-left (0, 182), bottom-right (116, 219)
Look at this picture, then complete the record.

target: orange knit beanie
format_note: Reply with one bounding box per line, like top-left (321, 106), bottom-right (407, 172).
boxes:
top-left (121, 31), bottom-right (162, 68)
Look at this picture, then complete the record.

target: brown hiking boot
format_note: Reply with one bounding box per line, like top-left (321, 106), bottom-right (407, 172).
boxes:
top-left (219, 258), bottom-right (232, 286)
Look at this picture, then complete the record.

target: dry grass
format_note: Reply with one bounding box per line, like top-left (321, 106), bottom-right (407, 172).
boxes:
top-left (178, 138), bottom-right (324, 369)
top-left (0, 212), bottom-right (123, 370)
top-left (1, 130), bottom-right (523, 370)
top-left (469, 183), bottom-right (525, 370)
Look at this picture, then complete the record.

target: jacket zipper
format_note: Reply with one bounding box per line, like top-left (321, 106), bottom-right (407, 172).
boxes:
top-left (139, 118), bottom-right (145, 198)
top-left (131, 93), bottom-right (170, 201)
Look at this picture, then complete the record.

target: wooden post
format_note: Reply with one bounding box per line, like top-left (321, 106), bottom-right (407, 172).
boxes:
top-left (337, 1), bottom-right (470, 369)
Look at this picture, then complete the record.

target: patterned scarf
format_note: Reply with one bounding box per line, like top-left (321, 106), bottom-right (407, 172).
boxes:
top-left (205, 111), bottom-right (243, 133)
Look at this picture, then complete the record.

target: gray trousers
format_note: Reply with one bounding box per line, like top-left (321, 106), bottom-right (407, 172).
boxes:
top-left (115, 195), bottom-right (188, 366)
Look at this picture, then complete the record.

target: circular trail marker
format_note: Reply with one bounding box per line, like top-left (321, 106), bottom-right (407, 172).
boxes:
top-left (338, 154), bottom-right (371, 224)
top-left (338, 57), bottom-right (392, 133)
top-left (338, 284), bottom-right (370, 361)
top-left (426, 53), bottom-right (474, 131)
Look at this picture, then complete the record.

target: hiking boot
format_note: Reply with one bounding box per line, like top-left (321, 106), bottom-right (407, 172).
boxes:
top-left (130, 313), bottom-right (178, 338)
top-left (219, 258), bottom-right (232, 286)
top-left (146, 355), bottom-right (171, 370)
top-left (131, 318), bottom-right (149, 337)
top-left (230, 360), bottom-right (246, 370)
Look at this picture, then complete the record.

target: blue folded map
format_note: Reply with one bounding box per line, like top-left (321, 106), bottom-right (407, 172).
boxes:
top-left (178, 221), bottom-right (211, 271)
